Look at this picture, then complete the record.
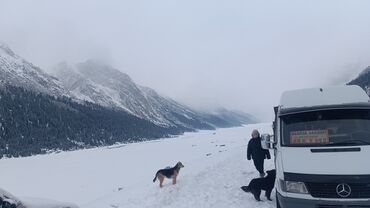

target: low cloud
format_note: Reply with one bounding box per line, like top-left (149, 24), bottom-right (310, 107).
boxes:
top-left (1, 0), bottom-right (370, 121)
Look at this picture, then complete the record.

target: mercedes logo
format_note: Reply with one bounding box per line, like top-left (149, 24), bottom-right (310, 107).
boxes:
top-left (336, 183), bottom-right (351, 198)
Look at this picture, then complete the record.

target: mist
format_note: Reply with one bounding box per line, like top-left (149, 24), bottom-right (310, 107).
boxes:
top-left (1, 0), bottom-right (370, 121)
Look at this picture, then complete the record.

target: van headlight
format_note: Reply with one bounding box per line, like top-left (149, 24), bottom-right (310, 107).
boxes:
top-left (280, 180), bottom-right (309, 194)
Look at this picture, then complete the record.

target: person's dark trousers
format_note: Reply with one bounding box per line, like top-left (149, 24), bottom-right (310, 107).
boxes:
top-left (253, 159), bottom-right (264, 174)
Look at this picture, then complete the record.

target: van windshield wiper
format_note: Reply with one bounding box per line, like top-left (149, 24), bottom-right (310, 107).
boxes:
top-left (324, 139), bottom-right (370, 146)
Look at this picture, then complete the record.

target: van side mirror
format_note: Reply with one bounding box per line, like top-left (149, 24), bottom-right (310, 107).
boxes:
top-left (261, 134), bottom-right (275, 149)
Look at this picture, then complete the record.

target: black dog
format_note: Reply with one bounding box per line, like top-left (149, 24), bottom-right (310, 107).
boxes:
top-left (241, 169), bottom-right (276, 201)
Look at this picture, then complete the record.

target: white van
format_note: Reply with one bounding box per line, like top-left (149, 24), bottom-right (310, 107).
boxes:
top-left (263, 85), bottom-right (370, 208)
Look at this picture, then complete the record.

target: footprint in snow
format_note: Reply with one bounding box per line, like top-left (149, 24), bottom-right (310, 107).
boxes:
top-left (113, 187), bottom-right (124, 192)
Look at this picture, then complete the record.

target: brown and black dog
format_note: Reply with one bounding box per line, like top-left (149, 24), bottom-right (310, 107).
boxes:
top-left (153, 162), bottom-right (184, 188)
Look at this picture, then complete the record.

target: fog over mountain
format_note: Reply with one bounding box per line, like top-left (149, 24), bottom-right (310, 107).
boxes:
top-left (2, 0), bottom-right (370, 120)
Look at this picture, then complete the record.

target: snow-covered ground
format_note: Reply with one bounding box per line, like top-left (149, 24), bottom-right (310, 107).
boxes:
top-left (0, 123), bottom-right (275, 208)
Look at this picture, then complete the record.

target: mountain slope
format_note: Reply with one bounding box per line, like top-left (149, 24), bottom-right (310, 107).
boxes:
top-left (54, 60), bottom-right (254, 129)
top-left (0, 43), bottom-right (68, 97)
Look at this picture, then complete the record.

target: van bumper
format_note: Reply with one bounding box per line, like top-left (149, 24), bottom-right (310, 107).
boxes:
top-left (277, 192), bottom-right (370, 208)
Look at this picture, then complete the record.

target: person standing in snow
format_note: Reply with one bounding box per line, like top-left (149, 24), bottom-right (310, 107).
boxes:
top-left (247, 129), bottom-right (271, 177)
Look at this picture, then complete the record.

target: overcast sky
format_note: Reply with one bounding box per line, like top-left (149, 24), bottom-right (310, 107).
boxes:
top-left (1, 0), bottom-right (370, 121)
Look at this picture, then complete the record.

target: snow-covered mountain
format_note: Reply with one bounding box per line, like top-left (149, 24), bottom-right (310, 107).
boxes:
top-left (0, 43), bottom-right (68, 97)
top-left (53, 60), bottom-right (255, 128)
top-left (348, 66), bottom-right (370, 95)
top-left (0, 42), bottom-right (255, 134)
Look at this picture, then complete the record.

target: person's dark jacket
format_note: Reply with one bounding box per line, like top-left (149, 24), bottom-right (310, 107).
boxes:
top-left (247, 137), bottom-right (271, 161)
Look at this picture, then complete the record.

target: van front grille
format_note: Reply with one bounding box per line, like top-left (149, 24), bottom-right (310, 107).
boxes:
top-left (306, 182), bottom-right (370, 199)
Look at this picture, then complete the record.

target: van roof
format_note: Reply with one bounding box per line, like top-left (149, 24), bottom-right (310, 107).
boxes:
top-left (280, 85), bottom-right (370, 109)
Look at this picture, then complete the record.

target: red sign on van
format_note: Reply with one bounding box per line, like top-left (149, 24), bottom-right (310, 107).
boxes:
top-left (290, 130), bottom-right (329, 145)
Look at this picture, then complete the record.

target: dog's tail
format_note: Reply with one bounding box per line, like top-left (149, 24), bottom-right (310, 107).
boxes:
top-left (153, 172), bottom-right (158, 183)
top-left (241, 186), bottom-right (251, 192)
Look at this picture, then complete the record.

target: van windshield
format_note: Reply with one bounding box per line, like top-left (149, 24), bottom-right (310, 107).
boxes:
top-left (281, 109), bottom-right (370, 147)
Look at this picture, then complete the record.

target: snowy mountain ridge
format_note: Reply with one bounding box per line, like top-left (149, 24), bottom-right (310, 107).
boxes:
top-left (0, 43), bottom-right (68, 97)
